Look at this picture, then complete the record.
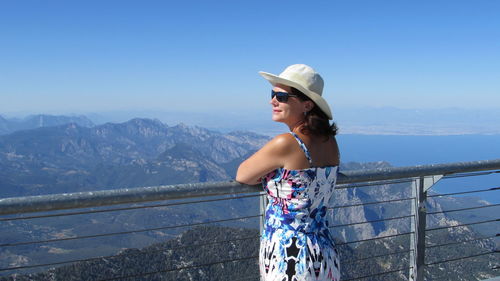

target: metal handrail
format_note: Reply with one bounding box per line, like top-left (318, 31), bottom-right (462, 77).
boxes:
top-left (1, 159), bottom-right (499, 281)
top-left (1, 159), bottom-right (500, 215)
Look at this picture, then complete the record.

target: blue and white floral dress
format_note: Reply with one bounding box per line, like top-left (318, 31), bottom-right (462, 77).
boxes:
top-left (260, 132), bottom-right (340, 281)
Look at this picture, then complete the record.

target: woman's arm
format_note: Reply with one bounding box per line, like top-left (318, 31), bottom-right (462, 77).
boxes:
top-left (236, 134), bottom-right (293, 185)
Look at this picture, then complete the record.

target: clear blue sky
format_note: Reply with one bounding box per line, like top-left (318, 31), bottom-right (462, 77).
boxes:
top-left (1, 0), bottom-right (499, 115)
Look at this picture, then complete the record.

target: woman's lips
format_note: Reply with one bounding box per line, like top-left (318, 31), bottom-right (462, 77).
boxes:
top-left (273, 109), bottom-right (282, 113)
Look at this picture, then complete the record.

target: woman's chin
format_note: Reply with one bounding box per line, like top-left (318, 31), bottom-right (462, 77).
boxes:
top-left (271, 114), bottom-right (284, 122)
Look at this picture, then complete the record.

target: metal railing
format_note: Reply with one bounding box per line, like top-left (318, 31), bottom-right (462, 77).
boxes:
top-left (0, 159), bottom-right (499, 281)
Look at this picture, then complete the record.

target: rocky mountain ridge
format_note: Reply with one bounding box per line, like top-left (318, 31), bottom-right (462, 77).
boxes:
top-left (0, 118), bottom-right (268, 197)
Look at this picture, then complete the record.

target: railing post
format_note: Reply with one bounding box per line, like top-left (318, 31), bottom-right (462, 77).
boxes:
top-left (259, 192), bottom-right (267, 235)
top-left (409, 175), bottom-right (442, 281)
top-left (409, 178), bottom-right (418, 281)
top-left (415, 176), bottom-right (427, 281)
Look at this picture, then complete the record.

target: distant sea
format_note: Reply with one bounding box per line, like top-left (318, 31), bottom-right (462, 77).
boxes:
top-left (338, 134), bottom-right (500, 166)
top-left (337, 134), bottom-right (500, 203)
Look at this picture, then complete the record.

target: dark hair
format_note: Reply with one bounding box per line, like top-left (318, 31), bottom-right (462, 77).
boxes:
top-left (290, 87), bottom-right (338, 139)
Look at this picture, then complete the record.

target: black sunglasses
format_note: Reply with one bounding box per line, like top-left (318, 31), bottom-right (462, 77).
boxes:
top-left (271, 90), bottom-right (298, 103)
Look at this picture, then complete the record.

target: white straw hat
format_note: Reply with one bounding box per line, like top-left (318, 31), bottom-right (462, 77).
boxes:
top-left (259, 64), bottom-right (332, 120)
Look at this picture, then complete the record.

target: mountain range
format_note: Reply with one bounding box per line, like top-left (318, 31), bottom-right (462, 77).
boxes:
top-left (0, 115), bottom-right (95, 136)
top-left (0, 115), bottom-right (497, 280)
top-left (0, 118), bottom-right (268, 197)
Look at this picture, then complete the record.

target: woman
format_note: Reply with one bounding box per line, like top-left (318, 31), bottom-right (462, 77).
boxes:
top-left (236, 64), bottom-right (341, 281)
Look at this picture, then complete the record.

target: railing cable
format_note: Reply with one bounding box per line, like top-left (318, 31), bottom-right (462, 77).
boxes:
top-left (332, 214), bottom-right (413, 229)
top-left (443, 170), bottom-right (500, 179)
top-left (0, 214), bottom-right (261, 247)
top-left (343, 249), bottom-right (413, 264)
top-left (425, 234), bottom-right (498, 249)
top-left (330, 197), bottom-right (414, 210)
top-left (336, 178), bottom-right (414, 189)
top-left (427, 203), bottom-right (500, 215)
top-left (425, 250), bottom-right (498, 266)
top-left (336, 231), bottom-right (413, 246)
top-left (0, 234), bottom-right (261, 272)
top-left (427, 186), bottom-right (500, 198)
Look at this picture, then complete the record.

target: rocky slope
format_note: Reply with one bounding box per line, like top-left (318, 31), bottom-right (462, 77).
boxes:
top-left (0, 118), bottom-right (269, 197)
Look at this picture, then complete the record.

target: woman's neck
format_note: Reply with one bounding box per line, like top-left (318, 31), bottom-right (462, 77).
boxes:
top-left (288, 119), bottom-right (305, 133)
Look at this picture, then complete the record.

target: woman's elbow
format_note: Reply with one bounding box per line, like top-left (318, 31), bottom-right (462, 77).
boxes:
top-left (237, 177), bottom-right (260, 186)
top-left (235, 174), bottom-right (249, 184)
top-left (235, 172), bottom-right (251, 185)
top-left (236, 166), bottom-right (258, 185)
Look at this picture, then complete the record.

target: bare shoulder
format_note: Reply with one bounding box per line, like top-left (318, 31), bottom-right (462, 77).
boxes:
top-left (267, 133), bottom-right (297, 154)
top-left (272, 133), bottom-right (296, 145)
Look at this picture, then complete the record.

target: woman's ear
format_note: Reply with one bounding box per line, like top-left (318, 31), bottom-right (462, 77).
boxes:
top-left (304, 100), bottom-right (314, 112)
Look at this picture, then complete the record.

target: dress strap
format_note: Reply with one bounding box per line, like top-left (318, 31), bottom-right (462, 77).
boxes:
top-left (289, 132), bottom-right (313, 165)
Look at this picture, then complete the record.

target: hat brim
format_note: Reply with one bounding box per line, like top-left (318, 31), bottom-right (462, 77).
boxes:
top-left (259, 71), bottom-right (332, 120)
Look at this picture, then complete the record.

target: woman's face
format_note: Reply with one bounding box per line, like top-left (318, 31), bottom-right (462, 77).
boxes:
top-left (270, 84), bottom-right (310, 126)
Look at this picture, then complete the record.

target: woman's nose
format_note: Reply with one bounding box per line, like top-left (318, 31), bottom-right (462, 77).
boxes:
top-left (270, 96), bottom-right (278, 105)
